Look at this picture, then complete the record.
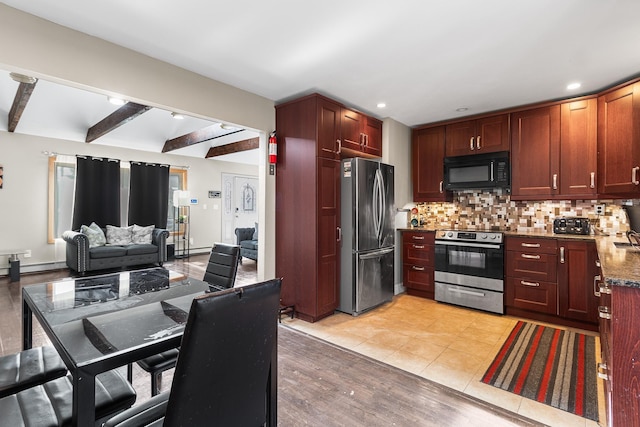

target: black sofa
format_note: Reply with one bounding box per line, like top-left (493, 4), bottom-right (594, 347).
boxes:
top-left (62, 228), bottom-right (169, 274)
top-left (235, 227), bottom-right (257, 264)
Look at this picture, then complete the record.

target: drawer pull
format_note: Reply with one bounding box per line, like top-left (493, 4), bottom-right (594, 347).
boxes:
top-left (599, 285), bottom-right (612, 295)
top-left (521, 243), bottom-right (541, 248)
top-left (593, 275), bottom-right (601, 297)
top-left (598, 306), bottom-right (611, 320)
top-left (411, 266), bottom-right (425, 271)
top-left (520, 280), bottom-right (540, 287)
top-left (413, 244), bottom-right (425, 249)
top-left (597, 362), bottom-right (609, 380)
top-left (412, 236), bottom-right (425, 240)
top-left (521, 254), bottom-right (541, 260)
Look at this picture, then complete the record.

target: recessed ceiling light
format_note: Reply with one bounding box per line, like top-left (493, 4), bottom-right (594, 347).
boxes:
top-left (107, 96), bottom-right (126, 106)
top-left (456, 107), bottom-right (469, 112)
top-left (567, 82), bottom-right (581, 90)
top-left (377, 102), bottom-right (386, 109)
top-left (171, 112), bottom-right (185, 120)
top-left (220, 124), bottom-right (237, 130)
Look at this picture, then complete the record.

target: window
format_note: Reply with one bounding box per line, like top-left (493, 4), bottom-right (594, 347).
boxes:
top-left (47, 157), bottom-right (187, 243)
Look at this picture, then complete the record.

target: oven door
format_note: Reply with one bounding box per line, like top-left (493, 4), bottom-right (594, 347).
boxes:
top-left (435, 241), bottom-right (503, 280)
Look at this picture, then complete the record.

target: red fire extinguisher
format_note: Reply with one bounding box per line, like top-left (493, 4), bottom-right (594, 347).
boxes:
top-left (269, 131), bottom-right (277, 164)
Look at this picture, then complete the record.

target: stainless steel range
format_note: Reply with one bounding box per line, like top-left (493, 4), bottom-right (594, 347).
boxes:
top-left (434, 230), bottom-right (504, 314)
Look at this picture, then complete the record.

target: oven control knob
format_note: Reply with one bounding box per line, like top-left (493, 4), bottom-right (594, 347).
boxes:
top-left (490, 235), bottom-right (497, 239)
top-left (437, 231), bottom-right (446, 238)
top-left (447, 232), bottom-right (454, 238)
top-left (480, 234), bottom-right (487, 239)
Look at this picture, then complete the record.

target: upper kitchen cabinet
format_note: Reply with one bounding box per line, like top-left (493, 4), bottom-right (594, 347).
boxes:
top-left (598, 81), bottom-right (640, 196)
top-left (317, 97), bottom-right (343, 160)
top-left (510, 105), bottom-right (561, 199)
top-left (341, 107), bottom-right (382, 158)
top-left (560, 98), bottom-right (598, 197)
top-left (445, 114), bottom-right (509, 157)
top-left (412, 126), bottom-right (451, 202)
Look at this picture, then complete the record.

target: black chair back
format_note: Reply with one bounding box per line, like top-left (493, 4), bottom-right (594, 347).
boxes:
top-left (163, 278), bottom-right (281, 426)
top-left (202, 243), bottom-right (240, 289)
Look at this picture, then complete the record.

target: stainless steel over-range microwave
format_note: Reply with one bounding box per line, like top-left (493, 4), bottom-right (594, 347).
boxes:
top-left (443, 151), bottom-right (510, 191)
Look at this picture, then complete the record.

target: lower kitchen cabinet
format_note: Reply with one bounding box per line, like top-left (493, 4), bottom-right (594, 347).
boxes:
top-left (402, 231), bottom-right (435, 299)
top-left (505, 236), bottom-right (598, 330)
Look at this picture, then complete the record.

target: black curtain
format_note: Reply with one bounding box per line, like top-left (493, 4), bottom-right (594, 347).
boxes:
top-left (128, 163), bottom-right (170, 228)
top-left (71, 156), bottom-right (121, 230)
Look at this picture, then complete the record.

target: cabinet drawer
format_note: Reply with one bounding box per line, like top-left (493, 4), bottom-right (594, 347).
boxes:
top-left (506, 237), bottom-right (557, 254)
top-left (402, 231), bottom-right (435, 245)
top-left (505, 276), bottom-right (558, 314)
top-left (403, 242), bottom-right (434, 265)
top-left (506, 251), bottom-right (558, 282)
top-left (403, 264), bottom-right (434, 292)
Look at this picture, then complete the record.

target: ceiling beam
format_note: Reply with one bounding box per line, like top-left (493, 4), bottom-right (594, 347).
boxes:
top-left (85, 102), bottom-right (151, 142)
top-left (205, 137), bottom-right (259, 158)
top-left (162, 126), bottom-right (243, 153)
top-left (8, 81), bottom-right (38, 132)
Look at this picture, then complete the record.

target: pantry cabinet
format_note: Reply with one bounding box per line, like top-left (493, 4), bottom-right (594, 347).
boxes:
top-left (412, 126), bottom-right (451, 202)
top-left (597, 81), bottom-right (640, 196)
top-left (402, 231), bottom-right (435, 299)
top-left (341, 107), bottom-right (382, 158)
top-left (445, 114), bottom-right (509, 157)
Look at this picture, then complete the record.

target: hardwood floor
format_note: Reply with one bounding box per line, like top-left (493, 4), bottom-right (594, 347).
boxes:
top-left (0, 256), bottom-right (547, 426)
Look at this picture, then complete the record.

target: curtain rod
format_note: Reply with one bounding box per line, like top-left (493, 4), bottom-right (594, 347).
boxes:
top-left (42, 150), bottom-right (190, 169)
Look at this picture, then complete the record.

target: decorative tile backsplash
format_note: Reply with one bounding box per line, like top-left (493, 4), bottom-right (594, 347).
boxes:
top-left (413, 189), bottom-right (637, 236)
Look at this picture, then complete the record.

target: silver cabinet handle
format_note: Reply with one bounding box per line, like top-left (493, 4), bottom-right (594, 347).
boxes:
top-left (590, 172), bottom-right (595, 188)
top-left (337, 139), bottom-right (342, 154)
top-left (477, 135), bottom-right (481, 150)
top-left (594, 274), bottom-right (601, 297)
top-left (449, 287), bottom-right (485, 297)
top-left (553, 173), bottom-right (558, 190)
top-left (413, 244), bottom-right (425, 249)
top-left (470, 137), bottom-right (475, 150)
top-left (521, 280), bottom-right (540, 287)
top-left (521, 242), bottom-right (541, 248)
top-left (597, 362), bottom-right (609, 380)
top-left (559, 246), bottom-right (565, 263)
top-left (412, 235), bottom-right (425, 240)
top-left (411, 266), bottom-right (425, 271)
top-left (439, 180), bottom-right (443, 193)
top-left (521, 254), bottom-right (541, 259)
top-left (598, 306), bottom-right (611, 320)
top-left (337, 226), bottom-right (342, 242)
top-left (596, 259), bottom-right (601, 268)
top-left (633, 166), bottom-right (640, 185)
top-left (599, 284), bottom-right (612, 295)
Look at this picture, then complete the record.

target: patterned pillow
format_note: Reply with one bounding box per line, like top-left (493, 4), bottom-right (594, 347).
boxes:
top-left (132, 224), bottom-right (154, 244)
top-left (106, 225), bottom-right (134, 245)
top-left (80, 222), bottom-right (106, 248)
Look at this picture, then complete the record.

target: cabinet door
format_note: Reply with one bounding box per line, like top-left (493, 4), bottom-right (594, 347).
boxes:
top-left (598, 82), bottom-right (640, 195)
top-left (445, 120), bottom-right (476, 157)
top-left (505, 276), bottom-right (558, 314)
top-left (341, 107), bottom-right (364, 152)
top-left (557, 240), bottom-right (598, 323)
top-left (476, 114), bottom-right (510, 153)
top-left (317, 98), bottom-right (342, 159)
top-left (412, 126), bottom-right (450, 202)
top-left (511, 105), bottom-right (561, 198)
top-left (316, 157), bottom-right (340, 317)
top-left (363, 116), bottom-right (382, 157)
top-left (560, 99), bottom-right (597, 197)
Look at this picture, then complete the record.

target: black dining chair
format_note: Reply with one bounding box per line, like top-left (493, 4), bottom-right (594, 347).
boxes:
top-left (104, 278), bottom-right (281, 427)
top-left (0, 346), bottom-right (68, 399)
top-left (135, 242), bottom-right (241, 396)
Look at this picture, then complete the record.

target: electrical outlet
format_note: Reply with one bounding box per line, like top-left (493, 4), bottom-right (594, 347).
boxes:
top-left (24, 250), bottom-right (31, 258)
top-left (595, 204), bottom-right (606, 215)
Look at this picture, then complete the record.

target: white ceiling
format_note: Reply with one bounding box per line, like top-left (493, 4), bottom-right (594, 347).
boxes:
top-left (2, 0), bottom-right (640, 161)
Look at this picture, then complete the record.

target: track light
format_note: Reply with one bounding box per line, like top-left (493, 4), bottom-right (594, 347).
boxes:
top-left (108, 96), bottom-right (126, 106)
top-left (171, 112), bottom-right (185, 120)
top-left (9, 72), bottom-right (37, 84)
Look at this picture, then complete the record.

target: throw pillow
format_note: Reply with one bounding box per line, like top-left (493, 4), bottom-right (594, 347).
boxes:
top-left (132, 224), bottom-right (154, 244)
top-left (80, 222), bottom-right (106, 248)
top-left (106, 225), bottom-right (134, 245)
top-left (253, 222), bottom-right (258, 240)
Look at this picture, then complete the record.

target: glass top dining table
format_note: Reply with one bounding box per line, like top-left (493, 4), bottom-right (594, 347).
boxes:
top-left (22, 267), bottom-right (211, 426)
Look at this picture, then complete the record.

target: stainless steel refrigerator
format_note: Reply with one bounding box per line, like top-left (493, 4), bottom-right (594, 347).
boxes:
top-left (338, 158), bottom-right (395, 315)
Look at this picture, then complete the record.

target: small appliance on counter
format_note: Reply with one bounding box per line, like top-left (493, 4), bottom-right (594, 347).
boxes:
top-left (552, 217), bottom-right (590, 235)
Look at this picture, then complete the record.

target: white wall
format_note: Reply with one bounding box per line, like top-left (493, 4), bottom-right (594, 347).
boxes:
top-left (0, 4), bottom-right (276, 280)
top-left (382, 118), bottom-right (412, 292)
top-left (0, 131), bottom-right (258, 274)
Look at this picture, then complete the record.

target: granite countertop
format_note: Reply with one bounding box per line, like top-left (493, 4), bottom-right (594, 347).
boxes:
top-left (398, 226), bottom-right (640, 288)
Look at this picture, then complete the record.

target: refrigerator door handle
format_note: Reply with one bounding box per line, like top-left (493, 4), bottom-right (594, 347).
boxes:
top-left (378, 168), bottom-right (386, 245)
top-left (372, 170), bottom-right (380, 242)
top-left (358, 247), bottom-right (395, 260)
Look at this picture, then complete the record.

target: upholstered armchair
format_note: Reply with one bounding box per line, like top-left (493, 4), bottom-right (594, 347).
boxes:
top-left (235, 226), bottom-right (257, 263)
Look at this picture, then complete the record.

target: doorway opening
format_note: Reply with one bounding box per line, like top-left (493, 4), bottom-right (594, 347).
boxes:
top-left (221, 173), bottom-right (259, 245)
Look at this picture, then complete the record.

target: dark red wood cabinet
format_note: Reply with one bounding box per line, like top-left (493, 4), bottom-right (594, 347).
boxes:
top-left (560, 99), bottom-right (598, 197)
top-left (402, 231), bottom-right (435, 299)
top-left (341, 107), bottom-right (382, 158)
top-left (412, 126), bottom-right (451, 202)
top-left (275, 94), bottom-right (341, 322)
top-left (557, 240), bottom-right (599, 323)
top-left (445, 114), bottom-right (509, 157)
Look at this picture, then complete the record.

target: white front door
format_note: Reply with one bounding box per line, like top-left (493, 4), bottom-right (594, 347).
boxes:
top-left (221, 174), bottom-right (259, 244)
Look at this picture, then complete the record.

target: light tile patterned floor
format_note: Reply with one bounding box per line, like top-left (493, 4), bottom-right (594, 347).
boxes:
top-left (283, 294), bottom-right (604, 427)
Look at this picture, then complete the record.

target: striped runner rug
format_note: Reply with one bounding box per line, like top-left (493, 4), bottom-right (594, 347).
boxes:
top-left (481, 321), bottom-right (598, 421)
